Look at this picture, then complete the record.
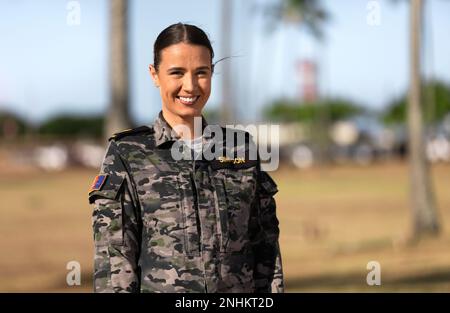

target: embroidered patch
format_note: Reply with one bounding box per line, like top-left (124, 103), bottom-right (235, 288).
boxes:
top-left (218, 156), bottom-right (246, 164)
top-left (89, 174), bottom-right (108, 192)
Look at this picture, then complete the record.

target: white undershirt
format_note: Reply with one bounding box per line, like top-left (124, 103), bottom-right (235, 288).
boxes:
top-left (182, 136), bottom-right (203, 159)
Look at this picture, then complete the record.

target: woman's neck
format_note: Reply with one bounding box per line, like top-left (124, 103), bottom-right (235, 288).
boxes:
top-left (161, 109), bottom-right (200, 140)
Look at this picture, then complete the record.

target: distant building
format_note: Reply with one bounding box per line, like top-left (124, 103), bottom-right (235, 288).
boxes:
top-left (297, 59), bottom-right (318, 103)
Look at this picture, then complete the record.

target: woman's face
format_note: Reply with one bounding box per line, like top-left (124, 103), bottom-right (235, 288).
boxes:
top-left (149, 42), bottom-right (212, 121)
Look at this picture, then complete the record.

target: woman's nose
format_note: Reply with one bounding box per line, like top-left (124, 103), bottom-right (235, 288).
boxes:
top-left (182, 74), bottom-right (197, 92)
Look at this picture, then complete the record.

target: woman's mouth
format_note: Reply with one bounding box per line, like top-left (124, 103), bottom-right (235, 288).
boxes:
top-left (176, 96), bottom-right (199, 105)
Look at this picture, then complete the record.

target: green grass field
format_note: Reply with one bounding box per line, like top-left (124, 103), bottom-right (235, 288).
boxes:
top-left (1, 162), bottom-right (450, 292)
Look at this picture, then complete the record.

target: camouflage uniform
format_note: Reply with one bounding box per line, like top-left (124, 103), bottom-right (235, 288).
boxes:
top-left (89, 112), bottom-right (284, 293)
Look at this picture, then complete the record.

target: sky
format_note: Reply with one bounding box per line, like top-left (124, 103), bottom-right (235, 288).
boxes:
top-left (0, 0), bottom-right (449, 125)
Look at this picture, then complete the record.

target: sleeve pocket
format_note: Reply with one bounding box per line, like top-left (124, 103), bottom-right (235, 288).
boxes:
top-left (89, 175), bottom-right (125, 204)
top-left (90, 176), bottom-right (125, 246)
top-left (259, 171), bottom-right (278, 196)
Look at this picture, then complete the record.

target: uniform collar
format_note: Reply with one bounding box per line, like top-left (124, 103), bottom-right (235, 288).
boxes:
top-left (153, 111), bottom-right (212, 147)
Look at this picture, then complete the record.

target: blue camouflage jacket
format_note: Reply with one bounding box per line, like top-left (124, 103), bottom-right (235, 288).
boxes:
top-left (89, 112), bottom-right (284, 293)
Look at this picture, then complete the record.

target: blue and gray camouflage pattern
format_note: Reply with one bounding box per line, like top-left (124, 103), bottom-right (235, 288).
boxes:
top-left (89, 111), bottom-right (284, 293)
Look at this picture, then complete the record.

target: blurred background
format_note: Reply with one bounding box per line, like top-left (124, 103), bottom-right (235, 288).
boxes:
top-left (1, 0), bottom-right (450, 292)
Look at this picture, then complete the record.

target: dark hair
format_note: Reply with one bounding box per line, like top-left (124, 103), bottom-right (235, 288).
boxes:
top-left (153, 23), bottom-right (215, 72)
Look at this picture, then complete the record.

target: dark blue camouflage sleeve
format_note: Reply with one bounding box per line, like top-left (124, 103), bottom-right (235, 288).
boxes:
top-left (251, 168), bottom-right (284, 293)
top-left (89, 141), bottom-right (141, 293)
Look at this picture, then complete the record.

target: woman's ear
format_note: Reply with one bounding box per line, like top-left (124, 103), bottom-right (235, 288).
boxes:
top-left (149, 64), bottom-right (159, 87)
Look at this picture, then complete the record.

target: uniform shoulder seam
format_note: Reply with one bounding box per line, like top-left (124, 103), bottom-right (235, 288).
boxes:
top-left (108, 125), bottom-right (154, 142)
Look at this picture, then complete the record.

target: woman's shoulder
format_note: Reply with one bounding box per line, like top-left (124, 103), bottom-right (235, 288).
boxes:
top-left (107, 126), bottom-right (157, 157)
top-left (108, 126), bottom-right (155, 142)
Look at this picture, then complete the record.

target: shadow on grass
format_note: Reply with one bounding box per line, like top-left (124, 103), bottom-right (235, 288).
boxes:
top-left (285, 268), bottom-right (450, 291)
top-left (44, 267), bottom-right (450, 292)
top-left (42, 271), bottom-right (93, 292)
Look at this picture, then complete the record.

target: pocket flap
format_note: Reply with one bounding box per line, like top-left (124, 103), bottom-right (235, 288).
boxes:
top-left (259, 171), bottom-right (278, 196)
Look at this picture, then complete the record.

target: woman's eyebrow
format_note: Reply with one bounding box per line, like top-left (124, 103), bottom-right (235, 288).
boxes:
top-left (167, 66), bottom-right (211, 72)
top-left (167, 67), bottom-right (185, 72)
top-left (196, 66), bottom-right (211, 71)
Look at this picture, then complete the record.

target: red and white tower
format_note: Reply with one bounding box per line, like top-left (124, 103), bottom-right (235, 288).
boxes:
top-left (297, 59), bottom-right (318, 103)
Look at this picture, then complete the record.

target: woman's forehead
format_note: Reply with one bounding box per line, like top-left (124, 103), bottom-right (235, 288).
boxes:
top-left (159, 43), bottom-right (211, 67)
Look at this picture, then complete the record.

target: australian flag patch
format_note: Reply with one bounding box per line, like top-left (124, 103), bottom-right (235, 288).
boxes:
top-left (90, 174), bottom-right (108, 192)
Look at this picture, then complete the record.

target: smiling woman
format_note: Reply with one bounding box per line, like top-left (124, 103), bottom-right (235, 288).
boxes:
top-left (149, 42), bottom-right (212, 128)
top-left (149, 23), bottom-right (214, 135)
top-left (88, 23), bottom-right (284, 293)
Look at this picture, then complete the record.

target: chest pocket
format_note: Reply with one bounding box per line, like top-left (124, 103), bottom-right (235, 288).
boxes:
top-left (212, 160), bottom-right (258, 252)
top-left (141, 171), bottom-right (200, 257)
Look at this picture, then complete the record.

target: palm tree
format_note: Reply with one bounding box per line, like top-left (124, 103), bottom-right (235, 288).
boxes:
top-left (220, 0), bottom-right (233, 125)
top-left (265, 0), bottom-right (328, 39)
top-left (274, 0), bottom-right (440, 239)
top-left (105, 0), bottom-right (132, 140)
top-left (407, 0), bottom-right (440, 239)
top-left (266, 0), bottom-right (329, 162)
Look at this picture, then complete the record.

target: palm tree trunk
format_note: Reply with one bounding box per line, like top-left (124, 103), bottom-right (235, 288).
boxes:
top-left (106, 0), bottom-right (132, 139)
top-left (220, 0), bottom-right (233, 125)
top-left (408, 0), bottom-right (440, 238)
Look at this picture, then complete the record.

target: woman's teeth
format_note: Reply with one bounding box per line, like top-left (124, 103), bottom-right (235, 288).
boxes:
top-left (178, 96), bottom-right (198, 104)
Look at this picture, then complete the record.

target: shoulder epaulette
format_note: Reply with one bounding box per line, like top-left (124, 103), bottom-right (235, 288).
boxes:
top-left (108, 126), bottom-right (154, 141)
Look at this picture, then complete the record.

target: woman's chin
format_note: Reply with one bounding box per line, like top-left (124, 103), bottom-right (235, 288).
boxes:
top-left (176, 105), bottom-right (203, 117)
top-left (163, 102), bottom-right (205, 120)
